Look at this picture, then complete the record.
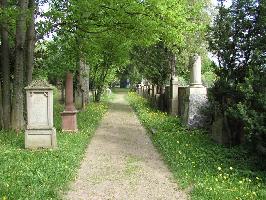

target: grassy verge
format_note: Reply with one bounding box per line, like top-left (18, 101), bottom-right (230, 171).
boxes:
top-left (0, 100), bottom-right (108, 199)
top-left (128, 92), bottom-right (266, 200)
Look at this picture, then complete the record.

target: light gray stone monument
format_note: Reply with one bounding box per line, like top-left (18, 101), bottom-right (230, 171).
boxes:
top-left (148, 84), bottom-right (153, 97)
top-left (151, 85), bottom-right (155, 97)
top-left (144, 85), bottom-right (148, 98)
top-left (183, 55), bottom-right (208, 128)
top-left (25, 80), bottom-right (57, 149)
top-left (140, 86), bottom-right (143, 96)
top-left (169, 76), bottom-right (179, 116)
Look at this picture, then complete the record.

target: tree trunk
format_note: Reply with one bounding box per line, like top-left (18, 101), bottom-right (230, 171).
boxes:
top-left (77, 60), bottom-right (90, 109)
top-left (25, 0), bottom-right (35, 85)
top-left (75, 59), bottom-right (83, 109)
top-left (95, 87), bottom-right (103, 102)
top-left (61, 81), bottom-right (65, 103)
top-left (11, 0), bottom-right (29, 130)
top-left (0, 83), bottom-right (4, 129)
top-left (1, 0), bottom-right (11, 129)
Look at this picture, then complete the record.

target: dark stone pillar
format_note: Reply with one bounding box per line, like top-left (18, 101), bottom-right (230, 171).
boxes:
top-left (61, 72), bottom-right (78, 132)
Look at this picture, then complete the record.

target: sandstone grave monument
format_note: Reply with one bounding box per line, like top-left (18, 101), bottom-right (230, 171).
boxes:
top-left (25, 80), bottom-right (57, 149)
top-left (61, 72), bottom-right (78, 132)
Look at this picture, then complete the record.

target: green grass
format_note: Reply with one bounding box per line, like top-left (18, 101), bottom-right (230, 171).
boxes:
top-left (128, 92), bottom-right (266, 200)
top-left (0, 100), bottom-right (108, 200)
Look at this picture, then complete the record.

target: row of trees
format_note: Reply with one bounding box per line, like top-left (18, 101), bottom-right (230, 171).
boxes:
top-left (36, 0), bottom-right (211, 99)
top-left (0, 0), bottom-right (47, 130)
top-left (0, 0), bottom-right (211, 130)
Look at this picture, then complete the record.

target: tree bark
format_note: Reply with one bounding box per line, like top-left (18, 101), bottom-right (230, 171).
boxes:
top-left (1, 0), bottom-right (11, 129)
top-left (77, 60), bottom-right (90, 109)
top-left (0, 83), bottom-right (4, 129)
top-left (25, 0), bottom-right (36, 85)
top-left (11, 0), bottom-right (29, 130)
top-left (60, 81), bottom-right (65, 103)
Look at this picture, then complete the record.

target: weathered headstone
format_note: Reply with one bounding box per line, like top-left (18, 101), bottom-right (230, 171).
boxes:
top-left (106, 87), bottom-right (112, 96)
top-left (211, 114), bottom-right (231, 145)
top-left (61, 72), bottom-right (78, 132)
top-left (169, 76), bottom-right (179, 116)
top-left (144, 85), bottom-right (149, 98)
top-left (25, 80), bottom-right (57, 149)
top-left (151, 85), bottom-right (155, 97)
top-left (141, 85), bottom-right (144, 96)
top-left (183, 55), bottom-right (209, 128)
top-left (159, 86), bottom-right (166, 111)
top-left (148, 84), bottom-right (153, 96)
top-left (178, 86), bottom-right (187, 117)
top-left (165, 85), bottom-right (170, 113)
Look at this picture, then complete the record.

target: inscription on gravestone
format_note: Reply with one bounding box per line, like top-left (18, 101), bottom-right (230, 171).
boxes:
top-left (28, 92), bottom-right (49, 127)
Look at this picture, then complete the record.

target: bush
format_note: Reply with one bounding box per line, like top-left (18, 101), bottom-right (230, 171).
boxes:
top-left (208, 1), bottom-right (266, 153)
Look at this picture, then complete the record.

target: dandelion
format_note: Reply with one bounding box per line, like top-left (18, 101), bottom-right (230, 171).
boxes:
top-left (230, 167), bottom-right (233, 170)
top-left (218, 167), bottom-right (222, 171)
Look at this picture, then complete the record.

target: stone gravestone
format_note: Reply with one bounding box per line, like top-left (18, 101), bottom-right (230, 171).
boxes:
top-left (25, 80), bottom-right (57, 149)
top-left (61, 72), bottom-right (78, 132)
top-left (183, 55), bottom-right (209, 128)
top-left (169, 76), bottom-right (179, 116)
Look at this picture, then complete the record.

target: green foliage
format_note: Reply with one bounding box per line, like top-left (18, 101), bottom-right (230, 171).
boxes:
top-left (131, 41), bottom-right (173, 86)
top-left (126, 0), bottom-right (212, 86)
top-left (128, 92), bottom-right (266, 200)
top-left (0, 99), bottom-right (108, 199)
top-left (208, 0), bottom-right (266, 151)
top-left (87, 34), bottom-right (132, 100)
top-left (40, 0), bottom-right (212, 90)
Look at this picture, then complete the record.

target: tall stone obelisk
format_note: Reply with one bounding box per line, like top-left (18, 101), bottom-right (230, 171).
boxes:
top-left (61, 72), bottom-right (78, 132)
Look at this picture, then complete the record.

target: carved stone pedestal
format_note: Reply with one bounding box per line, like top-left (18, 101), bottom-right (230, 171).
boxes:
top-left (61, 111), bottom-right (78, 132)
top-left (183, 55), bottom-right (209, 128)
top-left (183, 86), bottom-right (208, 128)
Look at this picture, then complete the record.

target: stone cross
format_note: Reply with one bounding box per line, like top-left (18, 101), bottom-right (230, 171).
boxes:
top-left (25, 80), bottom-right (57, 149)
top-left (61, 72), bottom-right (78, 132)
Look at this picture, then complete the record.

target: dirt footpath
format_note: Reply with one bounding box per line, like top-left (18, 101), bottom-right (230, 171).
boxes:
top-left (64, 92), bottom-right (187, 200)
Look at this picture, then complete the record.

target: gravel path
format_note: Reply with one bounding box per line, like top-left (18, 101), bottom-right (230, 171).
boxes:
top-left (64, 92), bottom-right (187, 200)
